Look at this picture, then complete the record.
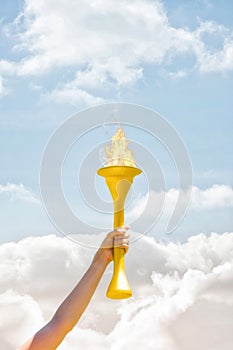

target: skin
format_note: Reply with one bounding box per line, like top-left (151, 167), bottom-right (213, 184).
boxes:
top-left (18, 226), bottom-right (130, 350)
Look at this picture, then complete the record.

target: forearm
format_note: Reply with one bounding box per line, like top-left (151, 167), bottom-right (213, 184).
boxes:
top-left (18, 249), bottom-right (109, 350)
top-left (18, 229), bottom-right (129, 350)
top-left (52, 249), bottom-right (109, 333)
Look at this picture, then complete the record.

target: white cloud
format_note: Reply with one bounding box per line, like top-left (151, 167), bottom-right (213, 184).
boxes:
top-left (0, 291), bottom-right (44, 350)
top-left (0, 183), bottom-right (40, 204)
top-left (191, 184), bottom-right (233, 210)
top-left (127, 184), bottom-right (233, 221)
top-left (1, 0), bottom-right (233, 103)
top-left (194, 21), bottom-right (233, 72)
top-left (198, 38), bottom-right (233, 72)
top-left (48, 85), bottom-right (106, 106)
top-left (0, 232), bottom-right (233, 349)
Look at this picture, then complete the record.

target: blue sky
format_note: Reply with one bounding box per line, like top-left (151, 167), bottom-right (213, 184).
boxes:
top-left (0, 0), bottom-right (232, 243)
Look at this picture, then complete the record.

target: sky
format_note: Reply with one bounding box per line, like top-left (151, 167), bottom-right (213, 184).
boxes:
top-left (0, 1), bottom-right (233, 349)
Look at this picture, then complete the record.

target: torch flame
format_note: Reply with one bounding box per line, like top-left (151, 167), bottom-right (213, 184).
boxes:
top-left (104, 126), bottom-right (136, 167)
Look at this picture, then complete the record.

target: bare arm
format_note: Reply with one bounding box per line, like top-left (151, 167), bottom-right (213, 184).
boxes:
top-left (18, 228), bottom-right (129, 350)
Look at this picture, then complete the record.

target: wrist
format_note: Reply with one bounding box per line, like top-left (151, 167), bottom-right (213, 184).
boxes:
top-left (92, 248), bottom-right (111, 267)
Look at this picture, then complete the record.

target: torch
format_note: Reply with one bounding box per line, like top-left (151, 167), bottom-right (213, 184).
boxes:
top-left (97, 126), bottom-right (142, 299)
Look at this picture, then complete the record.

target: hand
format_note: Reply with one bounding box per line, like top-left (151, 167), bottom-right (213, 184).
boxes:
top-left (95, 226), bottom-right (130, 265)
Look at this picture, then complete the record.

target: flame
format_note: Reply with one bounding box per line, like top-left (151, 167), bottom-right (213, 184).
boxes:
top-left (104, 126), bottom-right (136, 167)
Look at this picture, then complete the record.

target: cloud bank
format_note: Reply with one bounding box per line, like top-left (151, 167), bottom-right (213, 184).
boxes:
top-left (0, 232), bottom-right (233, 349)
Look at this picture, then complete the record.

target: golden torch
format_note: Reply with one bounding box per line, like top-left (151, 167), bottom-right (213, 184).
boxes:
top-left (97, 126), bottom-right (142, 299)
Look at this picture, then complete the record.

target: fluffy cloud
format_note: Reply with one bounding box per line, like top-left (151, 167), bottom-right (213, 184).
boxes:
top-left (194, 21), bottom-right (233, 72)
top-left (0, 183), bottom-right (39, 204)
top-left (48, 85), bottom-right (106, 106)
top-left (128, 184), bottom-right (233, 221)
top-left (0, 232), bottom-right (233, 349)
top-left (1, 0), bottom-right (233, 103)
top-left (191, 184), bottom-right (233, 210)
top-left (0, 291), bottom-right (43, 350)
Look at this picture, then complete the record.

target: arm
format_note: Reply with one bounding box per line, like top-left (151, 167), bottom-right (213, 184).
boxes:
top-left (18, 227), bottom-right (130, 350)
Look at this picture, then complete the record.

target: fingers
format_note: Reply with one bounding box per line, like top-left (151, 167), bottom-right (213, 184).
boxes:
top-left (101, 226), bottom-right (130, 251)
top-left (98, 226), bottom-right (130, 264)
top-left (113, 226), bottom-right (130, 252)
top-left (114, 236), bottom-right (129, 252)
top-left (107, 225), bottom-right (130, 238)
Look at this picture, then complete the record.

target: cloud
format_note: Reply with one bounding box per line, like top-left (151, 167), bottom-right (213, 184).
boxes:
top-left (194, 21), bottom-right (233, 72)
top-left (0, 291), bottom-right (44, 350)
top-left (1, 0), bottom-right (233, 103)
top-left (1, 183), bottom-right (231, 242)
top-left (0, 183), bottom-right (231, 243)
top-left (0, 183), bottom-right (40, 204)
top-left (0, 232), bottom-right (233, 349)
top-left (127, 184), bottom-right (233, 221)
top-left (48, 85), bottom-right (106, 106)
top-left (191, 184), bottom-right (233, 210)
top-left (198, 38), bottom-right (233, 72)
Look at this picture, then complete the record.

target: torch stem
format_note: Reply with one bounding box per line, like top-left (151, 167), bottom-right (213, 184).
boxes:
top-left (113, 246), bottom-right (125, 276)
top-left (114, 206), bottom-right (124, 228)
top-left (113, 203), bottom-right (125, 275)
top-left (105, 201), bottom-right (131, 299)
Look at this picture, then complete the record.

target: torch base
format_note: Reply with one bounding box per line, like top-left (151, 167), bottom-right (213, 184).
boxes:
top-left (106, 289), bottom-right (132, 299)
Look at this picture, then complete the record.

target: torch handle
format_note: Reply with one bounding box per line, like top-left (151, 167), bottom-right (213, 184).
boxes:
top-left (114, 207), bottom-right (124, 228)
top-left (106, 204), bottom-right (132, 299)
top-left (113, 206), bottom-right (125, 276)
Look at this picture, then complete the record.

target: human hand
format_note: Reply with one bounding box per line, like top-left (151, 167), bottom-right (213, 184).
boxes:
top-left (95, 226), bottom-right (130, 265)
